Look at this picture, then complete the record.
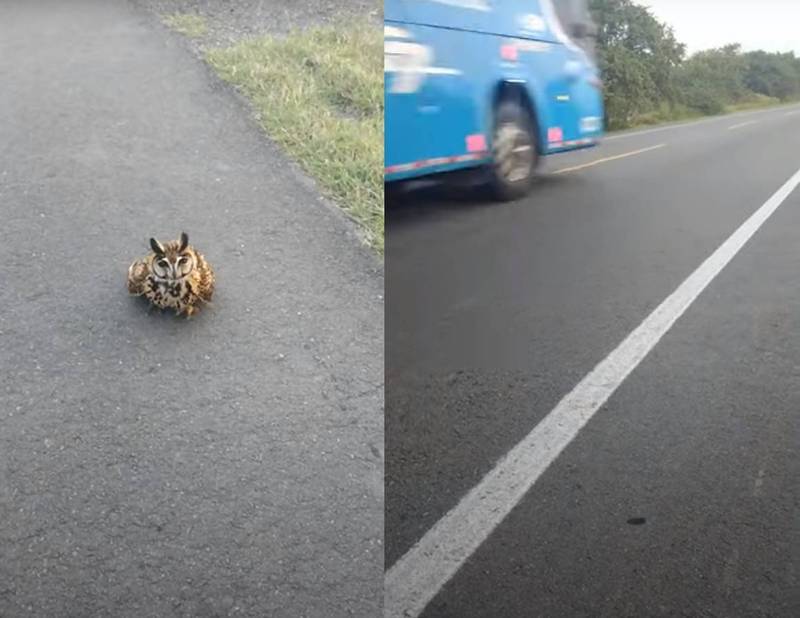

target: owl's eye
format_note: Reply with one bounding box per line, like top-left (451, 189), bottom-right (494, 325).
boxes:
top-left (158, 259), bottom-right (169, 268)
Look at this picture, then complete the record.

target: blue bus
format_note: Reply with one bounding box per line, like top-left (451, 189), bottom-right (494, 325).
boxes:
top-left (385, 0), bottom-right (604, 200)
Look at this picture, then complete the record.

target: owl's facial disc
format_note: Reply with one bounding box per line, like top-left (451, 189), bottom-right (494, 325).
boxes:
top-left (152, 246), bottom-right (194, 281)
top-left (153, 257), bottom-right (172, 279)
top-left (176, 253), bottom-right (194, 277)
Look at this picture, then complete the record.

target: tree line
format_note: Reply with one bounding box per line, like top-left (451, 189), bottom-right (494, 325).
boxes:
top-left (590, 0), bottom-right (800, 129)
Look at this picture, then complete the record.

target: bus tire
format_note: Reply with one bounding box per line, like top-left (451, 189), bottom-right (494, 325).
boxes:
top-left (489, 99), bottom-right (539, 201)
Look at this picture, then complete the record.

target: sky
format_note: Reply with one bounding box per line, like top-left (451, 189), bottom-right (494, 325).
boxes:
top-left (642, 0), bottom-right (800, 56)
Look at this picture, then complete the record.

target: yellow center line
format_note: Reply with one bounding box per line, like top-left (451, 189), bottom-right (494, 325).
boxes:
top-left (551, 143), bottom-right (666, 175)
top-left (728, 120), bottom-right (758, 130)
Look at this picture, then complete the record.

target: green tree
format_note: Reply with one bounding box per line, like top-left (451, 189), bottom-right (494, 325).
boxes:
top-left (589, 0), bottom-right (799, 128)
top-left (675, 44), bottom-right (748, 114)
top-left (590, 0), bottom-right (685, 128)
top-left (743, 50), bottom-right (800, 100)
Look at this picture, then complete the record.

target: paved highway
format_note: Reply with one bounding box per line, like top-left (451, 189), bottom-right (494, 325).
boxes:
top-left (386, 104), bottom-right (800, 617)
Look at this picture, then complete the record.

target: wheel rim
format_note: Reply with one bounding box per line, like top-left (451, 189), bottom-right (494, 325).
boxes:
top-left (493, 122), bottom-right (534, 184)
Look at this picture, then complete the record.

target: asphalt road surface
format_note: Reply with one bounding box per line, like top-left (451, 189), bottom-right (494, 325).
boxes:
top-left (386, 104), bottom-right (800, 617)
top-left (0, 2), bottom-right (382, 617)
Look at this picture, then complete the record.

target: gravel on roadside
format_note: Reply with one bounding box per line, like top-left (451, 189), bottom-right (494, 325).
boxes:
top-left (134, 0), bottom-right (383, 49)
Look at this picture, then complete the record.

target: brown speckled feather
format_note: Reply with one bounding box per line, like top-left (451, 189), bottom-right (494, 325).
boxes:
top-left (187, 251), bottom-right (216, 306)
top-left (127, 260), bottom-right (150, 295)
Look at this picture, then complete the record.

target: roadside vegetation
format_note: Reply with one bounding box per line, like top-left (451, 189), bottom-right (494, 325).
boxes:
top-left (160, 9), bottom-right (383, 254)
top-left (207, 21), bottom-right (383, 253)
top-left (161, 12), bottom-right (208, 38)
top-left (592, 0), bottom-right (800, 130)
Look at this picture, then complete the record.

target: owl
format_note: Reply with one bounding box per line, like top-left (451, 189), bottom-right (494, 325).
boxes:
top-left (127, 232), bottom-right (215, 317)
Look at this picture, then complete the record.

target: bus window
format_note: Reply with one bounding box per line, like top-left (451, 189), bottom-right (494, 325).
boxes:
top-left (550, 0), bottom-right (597, 59)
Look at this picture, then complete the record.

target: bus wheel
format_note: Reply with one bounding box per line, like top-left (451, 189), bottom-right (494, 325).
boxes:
top-left (490, 100), bottom-right (538, 201)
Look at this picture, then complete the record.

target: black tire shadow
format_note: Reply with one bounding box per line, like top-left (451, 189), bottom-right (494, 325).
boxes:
top-left (386, 170), bottom-right (576, 228)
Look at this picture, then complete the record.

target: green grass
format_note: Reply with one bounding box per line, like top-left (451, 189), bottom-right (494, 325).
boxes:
top-left (724, 92), bottom-right (782, 113)
top-left (613, 95), bottom-right (798, 133)
top-left (206, 20), bottom-right (384, 253)
top-left (162, 13), bottom-right (208, 38)
top-left (626, 103), bottom-right (704, 129)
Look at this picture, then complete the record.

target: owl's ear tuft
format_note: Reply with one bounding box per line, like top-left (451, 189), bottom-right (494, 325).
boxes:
top-left (178, 232), bottom-right (189, 252)
top-left (150, 238), bottom-right (166, 256)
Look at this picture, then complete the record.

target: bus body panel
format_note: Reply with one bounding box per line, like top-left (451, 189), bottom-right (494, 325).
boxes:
top-left (385, 0), bottom-right (604, 182)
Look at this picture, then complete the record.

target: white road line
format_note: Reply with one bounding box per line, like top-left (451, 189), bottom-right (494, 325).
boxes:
top-left (605, 104), bottom-right (800, 141)
top-left (786, 110), bottom-right (800, 116)
top-left (385, 166), bottom-right (800, 618)
top-left (728, 120), bottom-right (758, 130)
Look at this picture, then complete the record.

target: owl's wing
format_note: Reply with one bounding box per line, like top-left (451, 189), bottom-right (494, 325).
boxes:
top-left (127, 259), bottom-right (150, 295)
top-left (195, 257), bottom-right (215, 303)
